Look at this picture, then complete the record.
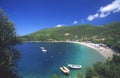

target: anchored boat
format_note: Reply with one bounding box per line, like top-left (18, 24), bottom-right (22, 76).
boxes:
top-left (68, 64), bottom-right (82, 69)
top-left (60, 66), bottom-right (70, 74)
top-left (40, 47), bottom-right (47, 52)
top-left (42, 49), bottom-right (47, 52)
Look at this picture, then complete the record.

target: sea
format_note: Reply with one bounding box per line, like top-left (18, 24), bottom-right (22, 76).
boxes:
top-left (15, 42), bottom-right (105, 78)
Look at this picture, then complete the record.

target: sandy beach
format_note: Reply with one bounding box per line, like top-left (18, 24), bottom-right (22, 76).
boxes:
top-left (71, 41), bottom-right (114, 59)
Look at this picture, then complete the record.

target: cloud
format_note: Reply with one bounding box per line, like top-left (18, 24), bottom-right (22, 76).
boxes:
top-left (73, 21), bottom-right (78, 24)
top-left (87, 0), bottom-right (120, 21)
top-left (99, 0), bottom-right (120, 13)
top-left (87, 13), bottom-right (99, 21)
top-left (56, 24), bottom-right (63, 27)
top-left (99, 12), bottom-right (110, 18)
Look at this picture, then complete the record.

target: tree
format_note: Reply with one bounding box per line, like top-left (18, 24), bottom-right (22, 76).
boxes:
top-left (86, 55), bottom-right (120, 78)
top-left (0, 9), bottom-right (21, 78)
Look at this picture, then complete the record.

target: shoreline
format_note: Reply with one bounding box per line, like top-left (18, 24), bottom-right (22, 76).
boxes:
top-left (25, 41), bottom-right (114, 59)
top-left (71, 41), bottom-right (114, 59)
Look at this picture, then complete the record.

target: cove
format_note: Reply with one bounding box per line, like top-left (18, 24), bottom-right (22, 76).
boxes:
top-left (15, 42), bottom-right (105, 78)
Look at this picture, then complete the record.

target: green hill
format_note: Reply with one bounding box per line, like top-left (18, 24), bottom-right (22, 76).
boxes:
top-left (23, 22), bottom-right (120, 52)
top-left (23, 22), bottom-right (120, 41)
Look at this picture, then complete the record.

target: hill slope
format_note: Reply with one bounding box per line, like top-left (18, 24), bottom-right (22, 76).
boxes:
top-left (23, 22), bottom-right (120, 41)
top-left (23, 22), bottom-right (120, 52)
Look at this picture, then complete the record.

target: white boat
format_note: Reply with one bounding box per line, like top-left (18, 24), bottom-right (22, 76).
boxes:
top-left (40, 47), bottom-right (45, 50)
top-left (68, 64), bottom-right (82, 69)
top-left (60, 66), bottom-right (70, 74)
top-left (42, 49), bottom-right (47, 52)
top-left (40, 47), bottom-right (47, 52)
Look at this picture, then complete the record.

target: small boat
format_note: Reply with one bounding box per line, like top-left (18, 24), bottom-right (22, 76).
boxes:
top-left (40, 47), bottom-right (45, 50)
top-left (42, 49), bottom-right (47, 52)
top-left (40, 47), bottom-right (47, 52)
top-left (68, 64), bottom-right (82, 69)
top-left (60, 66), bottom-right (70, 74)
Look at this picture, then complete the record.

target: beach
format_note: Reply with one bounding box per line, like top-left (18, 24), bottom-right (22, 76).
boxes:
top-left (71, 41), bottom-right (114, 59)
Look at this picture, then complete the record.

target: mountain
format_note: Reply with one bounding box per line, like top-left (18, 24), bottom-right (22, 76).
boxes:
top-left (23, 22), bottom-right (120, 52)
top-left (23, 22), bottom-right (120, 41)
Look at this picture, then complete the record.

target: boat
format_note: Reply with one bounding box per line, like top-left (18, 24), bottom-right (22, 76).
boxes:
top-left (40, 47), bottom-right (45, 50)
top-left (42, 49), bottom-right (47, 52)
top-left (40, 47), bottom-right (47, 52)
top-left (60, 66), bottom-right (70, 74)
top-left (68, 64), bottom-right (82, 69)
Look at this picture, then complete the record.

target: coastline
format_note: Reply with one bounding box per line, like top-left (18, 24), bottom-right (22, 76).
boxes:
top-left (71, 41), bottom-right (114, 59)
top-left (25, 41), bottom-right (114, 59)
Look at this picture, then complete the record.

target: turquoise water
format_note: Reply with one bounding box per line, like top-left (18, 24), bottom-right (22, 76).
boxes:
top-left (15, 42), bottom-right (105, 78)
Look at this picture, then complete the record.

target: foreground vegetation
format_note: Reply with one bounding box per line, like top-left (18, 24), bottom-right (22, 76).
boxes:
top-left (86, 54), bottom-right (120, 78)
top-left (0, 9), bottom-right (21, 78)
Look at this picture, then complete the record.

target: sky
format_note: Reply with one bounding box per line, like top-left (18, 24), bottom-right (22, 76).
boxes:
top-left (0, 0), bottom-right (120, 35)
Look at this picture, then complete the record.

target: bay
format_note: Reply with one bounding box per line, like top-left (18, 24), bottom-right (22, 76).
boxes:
top-left (15, 42), bottom-right (105, 78)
